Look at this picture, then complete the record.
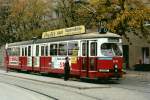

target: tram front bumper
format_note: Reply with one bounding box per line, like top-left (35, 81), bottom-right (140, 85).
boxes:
top-left (97, 69), bottom-right (123, 79)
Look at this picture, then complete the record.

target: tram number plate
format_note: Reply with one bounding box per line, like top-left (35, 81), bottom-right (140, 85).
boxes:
top-left (99, 69), bottom-right (109, 72)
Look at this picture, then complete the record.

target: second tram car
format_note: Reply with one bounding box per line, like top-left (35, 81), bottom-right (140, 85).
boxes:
top-left (5, 31), bottom-right (123, 79)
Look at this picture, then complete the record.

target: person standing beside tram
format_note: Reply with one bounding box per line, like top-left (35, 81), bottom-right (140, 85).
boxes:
top-left (64, 57), bottom-right (70, 81)
top-left (64, 43), bottom-right (79, 81)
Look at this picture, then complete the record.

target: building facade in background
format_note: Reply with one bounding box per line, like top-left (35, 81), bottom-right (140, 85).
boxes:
top-left (122, 31), bottom-right (150, 68)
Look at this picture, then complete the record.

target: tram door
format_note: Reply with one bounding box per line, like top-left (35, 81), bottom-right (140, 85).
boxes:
top-left (40, 44), bottom-right (50, 72)
top-left (80, 40), bottom-right (97, 78)
top-left (89, 41), bottom-right (97, 78)
top-left (80, 40), bottom-right (88, 77)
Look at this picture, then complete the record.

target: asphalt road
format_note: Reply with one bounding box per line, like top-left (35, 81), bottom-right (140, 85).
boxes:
top-left (0, 70), bottom-right (150, 100)
top-left (113, 71), bottom-right (150, 92)
top-left (0, 81), bottom-right (53, 100)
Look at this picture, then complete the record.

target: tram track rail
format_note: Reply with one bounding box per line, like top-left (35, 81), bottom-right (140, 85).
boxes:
top-left (0, 73), bottom-right (103, 100)
top-left (0, 70), bottom-right (149, 100)
top-left (0, 81), bottom-right (58, 100)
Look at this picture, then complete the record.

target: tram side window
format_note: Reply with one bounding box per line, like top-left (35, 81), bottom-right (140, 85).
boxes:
top-left (68, 42), bottom-right (78, 56)
top-left (22, 48), bottom-right (24, 56)
top-left (90, 42), bottom-right (97, 56)
top-left (25, 47), bottom-right (27, 56)
top-left (36, 45), bottom-right (39, 56)
top-left (50, 44), bottom-right (57, 56)
top-left (8, 47), bottom-right (20, 56)
top-left (16, 47), bottom-right (20, 56)
top-left (82, 43), bottom-right (87, 56)
top-left (45, 45), bottom-right (48, 56)
top-left (7, 48), bottom-right (13, 56)
top-left (15, 47), bottom-right (19, 56)
top-left (58, 43), bottom-right (67, 55)
top-left (28, 46), bottom-right (31, 56)
top-left (12, 48), bottom-right (15, 56)
top-left (7, 48), bottom-right (12, 56)
top-left (41, 46), bottom-right (45, 56)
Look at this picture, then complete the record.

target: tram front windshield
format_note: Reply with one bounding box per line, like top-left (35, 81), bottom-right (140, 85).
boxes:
top-left (101, 43), bottom-right (122, 56)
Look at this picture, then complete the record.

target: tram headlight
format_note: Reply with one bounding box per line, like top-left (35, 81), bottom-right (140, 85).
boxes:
top-left (114, 64), bottom-right (118, 68)
top-left (114, 64), bottom-right (118, 73)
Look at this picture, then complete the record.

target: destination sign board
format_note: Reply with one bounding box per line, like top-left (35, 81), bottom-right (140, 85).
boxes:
top-left (108, 38), bottom-right (119, 42)
top-left (42, 25), bottom-right (85, 38)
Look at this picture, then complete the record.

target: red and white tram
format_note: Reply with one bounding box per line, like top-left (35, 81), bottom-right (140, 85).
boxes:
top-left (5, 31), bottom-right (123, 79)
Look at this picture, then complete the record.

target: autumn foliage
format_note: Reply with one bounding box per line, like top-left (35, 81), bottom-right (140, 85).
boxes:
top-left (0, 0), bottom-right (149, 45)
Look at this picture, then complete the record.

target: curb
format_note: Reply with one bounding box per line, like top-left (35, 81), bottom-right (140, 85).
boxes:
top-left (0, 70), bottom-right (109, 89)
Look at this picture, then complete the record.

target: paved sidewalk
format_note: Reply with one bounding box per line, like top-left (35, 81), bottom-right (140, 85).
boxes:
top-left (0, 70), bottom-right (109, 89)
top-left (125, 70), bottom-right (150, 80)
top-left (0, 70), bottom-right (149, 100)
